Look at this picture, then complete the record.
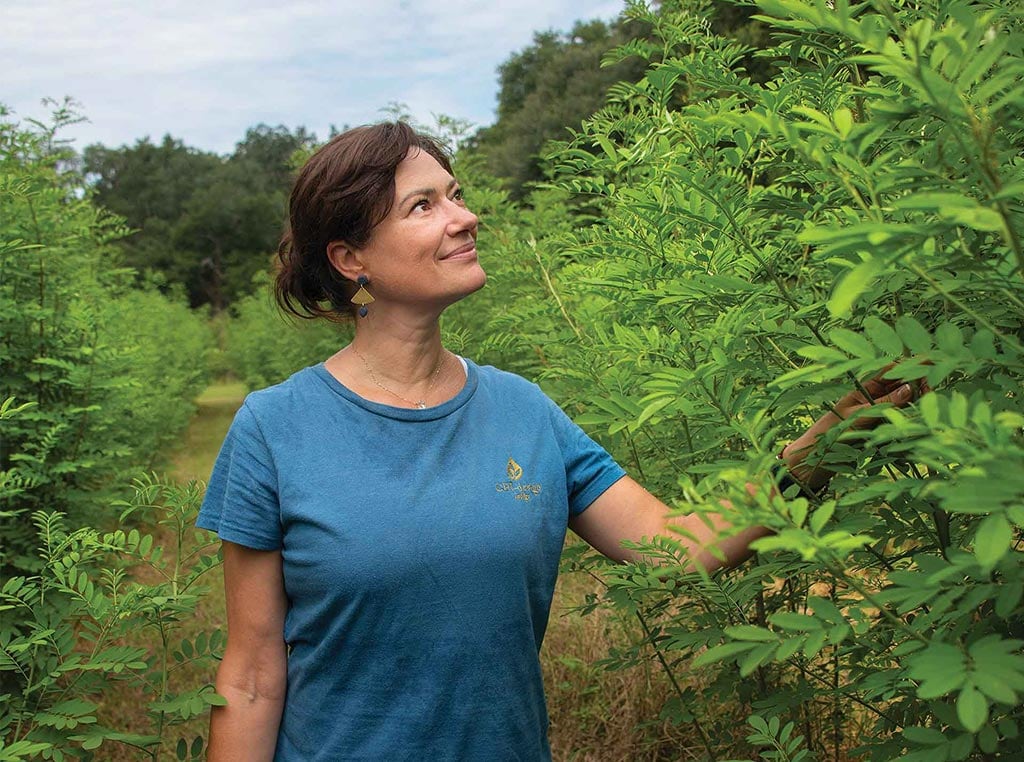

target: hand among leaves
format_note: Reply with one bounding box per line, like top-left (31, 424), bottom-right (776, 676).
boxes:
top-left (782, 366), bottom-right (929, 491)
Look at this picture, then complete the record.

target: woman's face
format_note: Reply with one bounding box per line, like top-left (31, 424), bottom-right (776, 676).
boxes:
top-left (352, 148), bottom-right (485, 314)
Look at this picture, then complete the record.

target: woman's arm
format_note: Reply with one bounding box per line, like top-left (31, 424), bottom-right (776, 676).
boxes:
top-left (570, 373), bottom-right (922, 572)
top-left (569, 475), bottom-right (770, 571)
top-left (207, 542), bottom-right (288, 762)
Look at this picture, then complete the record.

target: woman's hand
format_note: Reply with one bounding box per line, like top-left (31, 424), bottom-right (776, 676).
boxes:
top-left (781, 367), bottom-right (928, 492)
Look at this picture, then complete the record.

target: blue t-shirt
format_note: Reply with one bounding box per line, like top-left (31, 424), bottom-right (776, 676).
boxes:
top-left (197, 359), bottom-right (626, 761)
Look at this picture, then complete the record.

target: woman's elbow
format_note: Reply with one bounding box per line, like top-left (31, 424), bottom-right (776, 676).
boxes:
top-left (216, 641), bottom-right (287, 704)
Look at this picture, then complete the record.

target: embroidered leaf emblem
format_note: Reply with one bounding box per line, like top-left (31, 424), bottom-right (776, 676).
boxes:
top-left (507, 458), bottom-right (523, 481)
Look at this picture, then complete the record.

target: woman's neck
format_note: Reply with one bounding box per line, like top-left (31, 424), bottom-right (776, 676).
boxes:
top-left (348, 311), bottom-right (445, 386)
top-left (322, 308), bottom-right (463, 409)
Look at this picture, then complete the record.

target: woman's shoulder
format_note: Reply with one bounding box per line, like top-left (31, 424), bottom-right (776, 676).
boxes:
top-left (470, 360), bottom-right (538, 391)
top-left (468, 360), bottom-right (558, 409)
top-left (237, 365), bottom-right (325, 419)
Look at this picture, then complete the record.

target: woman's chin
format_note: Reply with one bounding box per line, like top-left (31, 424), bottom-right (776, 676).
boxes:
top-left (442, 268), bottom-right (487, 309)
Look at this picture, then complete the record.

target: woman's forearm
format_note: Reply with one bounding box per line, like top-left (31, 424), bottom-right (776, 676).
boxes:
top-left (207, 648), bottom-right (286, 762)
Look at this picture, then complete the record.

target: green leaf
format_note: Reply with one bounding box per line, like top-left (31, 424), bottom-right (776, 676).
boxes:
top-left (995, 583), bottom-right (1023, 618)
top-left (830, 328), bottom-right (877, 359)
top-left (808, 502), bottom-right (835, 534)
top-left (769, 612), bottom-right (822, 632)
top-left (739, 643), bottom-right (775, 677)
top-left (934, 322), bottom-right (964, 355)
top-left (909, 642), bottom-right (966, 698)
top-left (975, 674), bottom-right (1017, 705)
top-left (693, 641), bottom-right (757, 667)
top-left (724, 625), bottom-right (777, 642)
top-left (203, 692), bottom-right (229, 707)
top-left (862, 317), bottom-right (904, 357)
top-left (595, 134), bottom-right (618, 162)
top-left (895, 316), bottom-right (933, 353)
top-left (828, 258), bottom-right (882, 317)
top-left (903, 726), bottom-right (947, 745)
top-left (956, 684), bottom-right (988, 732)
top-left (833, 107), bottom-right (853, 138)
top-left (802, 630), bottom-right (828, 659)
top-left (975, 514), bottom-right (1012, 568)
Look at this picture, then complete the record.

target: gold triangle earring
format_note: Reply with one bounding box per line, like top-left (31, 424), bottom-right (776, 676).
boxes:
top-left (351, 274), bottom-right (374, 317)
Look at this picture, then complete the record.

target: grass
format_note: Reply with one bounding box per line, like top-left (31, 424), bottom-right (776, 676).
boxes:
top-left (98, 378), bottom-right (689, 761)
top-left (543, 570), bottom-right (690, 761)
top-left (166, 381), bottom-right (248, 483)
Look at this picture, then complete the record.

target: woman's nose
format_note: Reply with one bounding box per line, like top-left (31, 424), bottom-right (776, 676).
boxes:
top-left (449, 201), bottom-right (478, 233)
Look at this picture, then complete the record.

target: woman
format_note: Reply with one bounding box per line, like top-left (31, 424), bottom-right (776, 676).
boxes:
top-left (197, 122), bottom-right (917, 761)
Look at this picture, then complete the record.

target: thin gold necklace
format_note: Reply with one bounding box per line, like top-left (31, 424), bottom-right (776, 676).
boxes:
top-left (352, 347), bottom-right (445, 409)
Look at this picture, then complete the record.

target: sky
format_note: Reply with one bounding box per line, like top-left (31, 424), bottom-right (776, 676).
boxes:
top-left (3, 0), bottom-right (625, 155)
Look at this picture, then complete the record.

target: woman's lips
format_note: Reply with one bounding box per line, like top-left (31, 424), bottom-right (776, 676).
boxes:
top-left (441, 242), bottom-right (477, 260)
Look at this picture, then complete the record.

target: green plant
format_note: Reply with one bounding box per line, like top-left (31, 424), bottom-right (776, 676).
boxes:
top-left (0, 471), bottom-right (223, 761)
top-left (224, 271), bottom-right (350, 390)
top-left (444, 0), bottom-right (1024, 757)
top-left (0, 106), bottom-right (212, 572)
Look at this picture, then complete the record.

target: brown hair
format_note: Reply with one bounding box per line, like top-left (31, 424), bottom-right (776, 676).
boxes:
top-left (275, 121), bottom-right (453, 320)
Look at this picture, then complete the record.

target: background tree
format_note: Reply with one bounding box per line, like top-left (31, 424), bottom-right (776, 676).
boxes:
top-left (468, 3), bottom-right (772, 198)
top-left (82, 125), bottom-right (316, 310)
top-left (469, 18), bottom-right (650, 196)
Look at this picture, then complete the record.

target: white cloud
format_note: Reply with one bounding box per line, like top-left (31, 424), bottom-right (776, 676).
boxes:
top-left (2, 0), bottom-right (627, 153)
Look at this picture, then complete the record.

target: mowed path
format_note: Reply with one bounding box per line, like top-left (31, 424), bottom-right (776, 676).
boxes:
top-left (168, 381), bottom-right (248, 484)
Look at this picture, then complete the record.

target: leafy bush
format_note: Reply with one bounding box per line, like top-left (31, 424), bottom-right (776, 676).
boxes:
top-left (0, 107), bottom-right (213, 570)
top-left (224, 272), bottom-right (350, 390)
top-left (446, 0), bottom-right (1024, 758)
top-left (96, 288), bottom-right (213, 467)
top-left (0, 470), bottom-right (222, 761)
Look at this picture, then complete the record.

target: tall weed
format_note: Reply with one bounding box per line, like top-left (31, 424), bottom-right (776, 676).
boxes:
top-left (0, 466), bottom-right (222, 761)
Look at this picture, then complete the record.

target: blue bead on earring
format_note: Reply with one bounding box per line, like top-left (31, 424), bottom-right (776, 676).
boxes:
top-left (350, 274), bottom-right (374, 318)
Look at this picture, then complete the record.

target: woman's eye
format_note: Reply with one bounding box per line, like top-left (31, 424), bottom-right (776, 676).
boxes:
top-left (451, 187), bottom-right (465, 202)
top-left (412, 198), bottom-right (429, 211)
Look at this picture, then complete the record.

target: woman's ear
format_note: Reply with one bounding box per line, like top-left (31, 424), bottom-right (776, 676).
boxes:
top-left (326, 241), bottom-right (364, 282)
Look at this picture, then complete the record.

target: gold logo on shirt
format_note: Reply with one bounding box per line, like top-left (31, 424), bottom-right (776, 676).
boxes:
top-left (496, 457), bottom-right (542, 501)
top-left (507, 458), bottom-right (523, 481)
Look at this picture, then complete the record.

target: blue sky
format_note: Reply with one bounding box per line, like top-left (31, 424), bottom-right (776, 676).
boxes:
top-left (3, 0), bottom-right (625, 155)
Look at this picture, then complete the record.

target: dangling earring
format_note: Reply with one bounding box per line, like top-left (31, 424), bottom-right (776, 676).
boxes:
top-left (350, 274), bottom-right (374, 317)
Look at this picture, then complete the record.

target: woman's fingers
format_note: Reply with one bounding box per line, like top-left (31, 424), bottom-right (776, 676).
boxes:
top-left (847, 380), bottom-right (928, 430)
top-left (883, 383), bottom-right (914, 404)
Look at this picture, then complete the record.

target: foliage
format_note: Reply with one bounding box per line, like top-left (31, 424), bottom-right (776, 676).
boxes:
top-left (0, 471), bottom-right (222, 761)
top-left (468, 3), bottom-right (776, 197)
top-left (96, 288), bottom-right (214, 467)
top-left (224, 272), bottom-right (350, 390)
top-left (83, 125), bottom-right (317, 311)
top-left (0, 108), bottom-right (213, 572)
top-left (469, 18), bottom-right (651, 196)
top-left (446, 0), bottom-right (1024, 758)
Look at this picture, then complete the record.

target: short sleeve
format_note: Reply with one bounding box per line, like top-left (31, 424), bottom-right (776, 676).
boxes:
top-left (196, 401), bottom-right (282, 550)
top-left (543, 396), bottom-right (627, 515)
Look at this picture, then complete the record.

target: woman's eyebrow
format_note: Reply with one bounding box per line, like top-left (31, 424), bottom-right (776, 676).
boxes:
top-left (398, 178), bottom-right (459, 208)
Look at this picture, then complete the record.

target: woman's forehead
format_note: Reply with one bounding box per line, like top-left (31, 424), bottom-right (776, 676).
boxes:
top-left (394, 149), bottom-right (453, 189)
